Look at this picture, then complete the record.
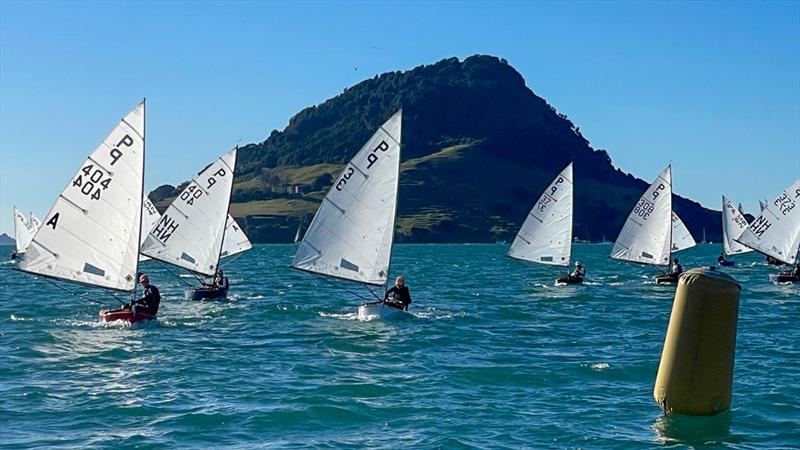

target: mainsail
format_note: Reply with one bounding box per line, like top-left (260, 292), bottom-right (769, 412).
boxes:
top-left (736, 179), bottom-right (800, 265)
top-left (721, 195), bottom-right (753, 256)
top-left (138, 198), bottom-right (162, 262)
top-left (13, 207), bottom-right (36, 253)
top-left (220, 215), bottom-right (252, 259)
top-left (140, 148), bottom-right (238, 276)
top-left (292, 110), bottom-right (402, 286)
top-left (611, 165), bottom-right (672, 266)
top-left (507, 163), bottom-right (573, 266)
top-left (670, 212), bottom-right (696, 253)
top-left (18, 101), bottom-right (145, 292)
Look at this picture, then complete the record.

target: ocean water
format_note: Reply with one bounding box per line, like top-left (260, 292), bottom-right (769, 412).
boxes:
top-left (1, 243), bottom-right (798, 449)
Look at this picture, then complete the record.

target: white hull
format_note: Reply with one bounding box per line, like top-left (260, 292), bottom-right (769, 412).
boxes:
top-left (357, 302), bottom-right (410, 321)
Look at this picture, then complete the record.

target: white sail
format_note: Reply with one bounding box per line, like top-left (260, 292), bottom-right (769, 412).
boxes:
top-left (138, 197), bottom-right (162, 262)
top-left (13, 208), bottom-right (32, 253)
top-left (759, 200), bottom-right (767, 212)
top-left (670, 212), bottom-right (696, 253)
top-left (220, 215), bottom-right (252, 259)
top-left (721, 195), bottom-right (753, 255)
top-left (736, 179), bottom-right (800, 265)
top-left (292, 110), bottom-right (402, 286)
top-left (294, 221), bottom-right (302, 243)
top-left (19, 101), bottom-right (145, 291)
top-left (611, 165), bottom-right (672, 266)
top-left (29, 213), bottom-right (41, 232)
top-left (140, 148), bottom-right (237, 276)
top-left (507, 163), bottom-right (573, 266)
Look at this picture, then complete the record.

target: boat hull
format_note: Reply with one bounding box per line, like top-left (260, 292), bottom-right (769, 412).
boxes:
top-left (555, 276), bottom-right (583, 286)
top-left (99, 309), bottom-right (156, 324)
top-left (654, 274), bottom-right (680, 284)
top-left (769, 273), bottom-right (798, 284)
top-left (718, 260), bottom-right (735, 267)
top-left (357, 301), bottom-right (410, 321)
top-left (185, 287), bottom-right (228, 301)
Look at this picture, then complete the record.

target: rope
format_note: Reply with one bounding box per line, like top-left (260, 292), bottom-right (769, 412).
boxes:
top-left (155, 260), bottom-right (196, 287)
top-left (364, 284), bottom-right (384, 301)
top-left (315, 274), bottom-right (377, 300)
top-left (42, 277), bottom-right (124, 306)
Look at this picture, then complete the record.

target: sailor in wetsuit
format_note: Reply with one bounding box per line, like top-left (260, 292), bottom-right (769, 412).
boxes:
top-left (125, 273), bottom-right (161, 316)
top-left (384, 276), bottom-right (412, 311)
top-left (569, 261), bottom-right (586, 282)
top-left (214, 270), bottom-right (230, 291)
top-left (717, 252), bottom-right (726, 264)
top-left (670, 258), bottom-right (683, 278)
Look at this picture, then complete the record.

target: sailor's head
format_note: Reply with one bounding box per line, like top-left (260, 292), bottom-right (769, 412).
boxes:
top-left (575, 261), bottom-right (582, 267)
top-left (395, 276), bottom-right (405, 286)
top-left (139, 274), bottom-right (150, 286)
top-left (673, 258), bottom-right (679, 264)
top-left (218, 270), bottom-right (224, 277)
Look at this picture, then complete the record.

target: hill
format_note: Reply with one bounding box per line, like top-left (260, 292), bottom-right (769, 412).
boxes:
top-left (151, 55), bottom-right (721, 243)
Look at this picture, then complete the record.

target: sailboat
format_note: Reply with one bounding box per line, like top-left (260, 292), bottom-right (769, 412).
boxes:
top-left (11, 207), bottom-right (40, 259)
top-left (17, 101), bottom-right (148, 323)
top-left (507, 163), bottom-right (576, 285)
top-left (293, 220), bottom-right (303, 244)
top-left (292, 110), bottom-right (404, 320)
top-left (670, 212), bottom-right (696, 253)
top-left (736, 178), bottom-right (800, 283)
top-left (719, 195), bottom-right (753, 266)
top-left (610, 165), bottom-right (676, 284)
top-left (140, 148), bottom-right (251, 300)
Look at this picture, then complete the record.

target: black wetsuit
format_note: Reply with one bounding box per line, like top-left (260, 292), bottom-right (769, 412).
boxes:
top-left (216, 276), bottom-right (230, 291)
top-left (569, 266), bottom-right (586, 282)
top-left (384, 285), bottom-right (412, 311)
top-left (131, 285), bottom-right (161, 315)
top-left (670, 264), bottom-right (683, 279)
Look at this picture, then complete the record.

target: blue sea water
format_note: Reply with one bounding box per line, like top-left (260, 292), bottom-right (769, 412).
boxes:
top-left (1, 243), bottom-right (798, 449)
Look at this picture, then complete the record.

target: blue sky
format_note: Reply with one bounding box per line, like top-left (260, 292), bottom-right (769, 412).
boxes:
top-left (1, 0), bottom-right (798, 235)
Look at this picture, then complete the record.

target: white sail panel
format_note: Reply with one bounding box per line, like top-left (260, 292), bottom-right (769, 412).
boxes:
top-left (220, 215), bottom-right (252, 259)
top-left (670, 212), bottom-right (696, 253)
top-left (138, 197), bottom-right (162, 262)
top-left (507, 163), bottom-right (573, 266)
top-left (721, 195), bottom-right (753, 255)
top-left (292, 110), bottom-right (402, 286)
top-left (140, 148), bottom-right (237, 276)
top-left (611, 165), bottom-right (673, 266)
top-left (19, 101), bottom-right (145, 291)
top-left (13, 208), bottom-right (35, 253)
top-left (29, 213), bottom-right (41, 231)
top-left (736, 179), bottom-right (800, 265)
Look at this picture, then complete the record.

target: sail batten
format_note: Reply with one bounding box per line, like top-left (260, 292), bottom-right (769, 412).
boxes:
top-left (292, 110), bottom-right (402, 286)
top-left (18, 101), bottom-right (145, 292)
top-left (722, 195), bottom-right (753, 255)
top-left (140, 148), bottom-right (239, 276)
top-left (507, 163), bottom-right (573, 266)
top-left (736, 179), bottom-right (800, 265)
top-left (611, 165), bottom-right (673, 266)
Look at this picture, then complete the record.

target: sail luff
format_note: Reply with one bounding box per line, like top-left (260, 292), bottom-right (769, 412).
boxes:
top-left (507, 162), bottom-right (574, 266)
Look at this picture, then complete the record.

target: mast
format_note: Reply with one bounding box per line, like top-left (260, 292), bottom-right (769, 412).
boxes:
top-left (383, 109), bottom-right (402, 292)
top-left (131, 97), bottom-right (146, 301)
top-left (214, 150), bottom-right (238, 276)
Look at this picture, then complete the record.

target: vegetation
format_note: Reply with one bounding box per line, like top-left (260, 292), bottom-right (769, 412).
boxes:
top-left (151, 55), bottom-right (721, 243)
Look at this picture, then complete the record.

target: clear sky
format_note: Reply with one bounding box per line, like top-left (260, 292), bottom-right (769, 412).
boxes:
top-left (1, 0), bottom-right (798, 235)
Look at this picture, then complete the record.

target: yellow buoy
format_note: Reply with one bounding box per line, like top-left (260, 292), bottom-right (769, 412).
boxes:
top-left (653, 267), bottom-right (741, 415)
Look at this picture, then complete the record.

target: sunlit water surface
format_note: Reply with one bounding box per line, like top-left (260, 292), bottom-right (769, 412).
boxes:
top-left (1, 244), bottom-right (798, 448)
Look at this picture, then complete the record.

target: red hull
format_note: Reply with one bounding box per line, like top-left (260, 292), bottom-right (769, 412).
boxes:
top-left (99, 309), bottom-right (156, 324)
